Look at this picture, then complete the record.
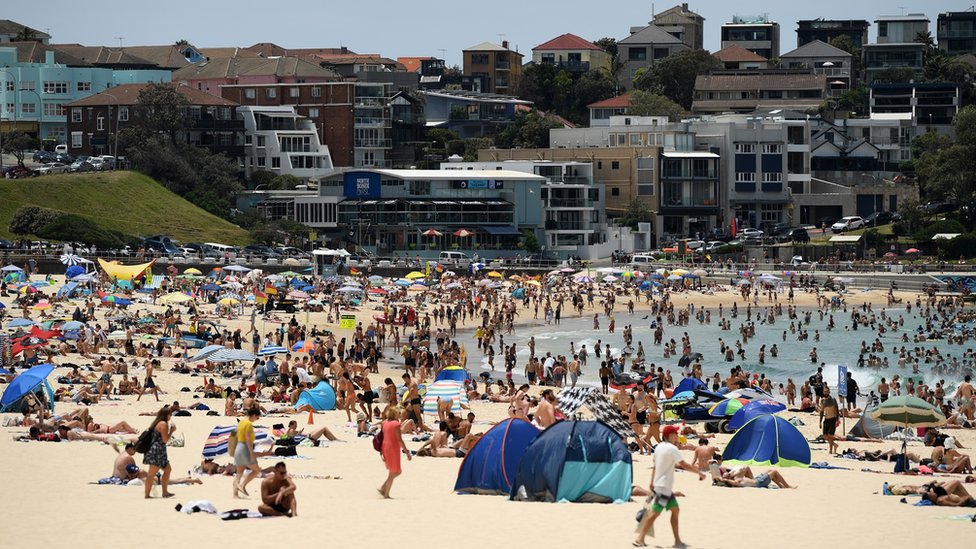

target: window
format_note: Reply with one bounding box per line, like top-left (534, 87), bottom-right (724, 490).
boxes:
top-left (611, 161), bottom-right (620, 170)
top-left (48, 127), bottom-right (65, 141)
top-left (735, 172), bottom-right (756, 182)
top-left (735, 143), bottom-right (755, 153)
top-left (308, 107), bottom-right (319, 118)
top-left (762, 172), bottom-right (782, 182)
top-left (271, 157), bottom-right (281, 168)
top-left (762, 144), bottom-right (781, 154)
top-left (257, 156), bottom-right (266, 167)
top-left (597, 161), bottom-right (603, 169)
top-left (43, 103), bottom-right (65, 116)
top-left (471, 54), bottom-right (490, 64)
top-left (653, 47), bottom-right (670, 59)
top-left (43, 81), bottom-right (69, 94)
top-left (541, 53), bottom-right (555, 64)
top-left (71, 131), bottom-right (82, 148)
top-left (19, 81), bottom-right (35, 92)
top-left (290, 87), bottom-right (300, 98)
top-left (878, 22), bottom-right (887, 38)
top-left (256, 136), bottom-right (266, 147)
top-left (21, 103), bottom-right (36, 114)
top-left (119, 107), bottom-right (129, 121)
top-left (611, 187), bottom-right (620, 196)
top-left (77, 81), bottom-right (91, 92)
top-left (311, 87), bottom-right (321, 97)
top-left (266, 88), bottom-right (276, 98)
top-left (244, 88), bottom-right (256, 99)
top-left (71, 108), bottom-right (82, 122)
top-left (6, 103), bottom-right (13, 113)
top-left (5, 81), bottom-right (13, 92)
top-left (628, 47), bottom-right (647, 61)
top-left (96, 116), bottom-right (105, 130)
top-left (630, 134), bottom-right (642, 146)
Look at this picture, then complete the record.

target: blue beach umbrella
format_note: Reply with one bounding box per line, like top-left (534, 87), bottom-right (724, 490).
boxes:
top-left (7, 318), bottom-right (36, 328)
top-left (728, 399), bottom-right (787, 431)
top-left (0, 363), bottom-right (55, 412)
top-left (258, 345), bottom-right (288, 356)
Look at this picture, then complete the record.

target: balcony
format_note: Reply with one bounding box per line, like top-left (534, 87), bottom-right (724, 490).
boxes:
top-left (545, 221), bottom-right (594, 231)
top-left (355, 138), bottom-right (392, 148)
top-left (188, 118), bottom-right (243, 130)
top-left (207, 144), bottom-right (246, 157)
top-left (354, 117), bottom-right (391, 128)
top-left (354, 97), bottom-right (387, 108)
top-left (555, 61), bottom-right (590, 72)
top-left (546, 198), bottom-right (590, 208)
top-left (660, 197), bottom-right (718, 209)
top-left (495, 61), bottom-right (511, 70)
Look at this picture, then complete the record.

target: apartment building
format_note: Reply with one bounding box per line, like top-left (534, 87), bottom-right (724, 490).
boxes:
top-left (237, 105), bottom-right (334, 181)
top-left (938, 10), bottom-right (976, 56)
top-left (780, 40), bottom-right (854, 93)
top-left (796, 19), bottom-right (870, 49)
top-left (652, 3), bottom-right (706, 50)
top-left (618, 24), bottom-right (690, 88)
top-left (531, 33), bottom-right (611, 75)
top-left (691, 70), bottom-right (827, 114)
top-left (721, 15), bottom-right (781, 60)
top-left (462, 41), bottom-right (523, 95)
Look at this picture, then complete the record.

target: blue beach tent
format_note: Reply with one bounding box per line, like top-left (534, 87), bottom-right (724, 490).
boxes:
top-left (722, 414), bottom-right (811, 467)
top-left (296, 381), bottom-right (337, 411)
top-left (510, 420), bottom-right (632, 503)
top-left (674, 377), bottom-right (706, 395)
top-left (455, 418), bottom-right (539, 495)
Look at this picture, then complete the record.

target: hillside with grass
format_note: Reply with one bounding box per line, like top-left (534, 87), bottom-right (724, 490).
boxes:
top-left (0, 171), bottom-right (248, 244)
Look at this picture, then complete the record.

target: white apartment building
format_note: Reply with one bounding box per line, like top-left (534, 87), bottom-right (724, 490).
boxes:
top-left (238, 105), bottom-right (333, 182)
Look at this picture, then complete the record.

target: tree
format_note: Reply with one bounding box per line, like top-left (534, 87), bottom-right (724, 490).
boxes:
top-left (174, 39), bottom-right (191, 47)
top-left (617, 198), bottom-right (652, 230)
top-left (594, 37), bottom-right (625, 91)
top-left (911, 106), bottom-right (976, 229)
top-left (493, 112), bottom-right (562, 149)
top-left (1, 131), bottom-right (39, 167)
top-left (14, 26), bottom-right (38, 42)
top-left (520, 229), bottom-right (541, 254)
top-left (269, 174), bottom-right (300, 190)
top-left (593, 37), bottom-right (618, 59)
top-left (249, 170), bottom-right (275, 189)
top-left (632, 49), bottom-right (720, 110)
top-left (130, 84), bottom-right (190, 145)
top-left (629, 90), bottom-right (684, 121)
top-left (829, 35), bottom-right (863, 83)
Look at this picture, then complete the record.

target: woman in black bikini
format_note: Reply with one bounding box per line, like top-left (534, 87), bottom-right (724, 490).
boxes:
top-left (626, 394), bottom-right (651, 455)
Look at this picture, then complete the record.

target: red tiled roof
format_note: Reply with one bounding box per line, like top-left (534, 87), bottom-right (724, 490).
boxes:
top-left (587, 93), bottom-right (633, 109)
top-left (533, 33), bottom-right (601, 51)
top-left (67, 83), bottom-right (239, 107)
top-left (713, 44), bottom-right (768, 63)
top-left (397, 56), bottom-right (435, 73)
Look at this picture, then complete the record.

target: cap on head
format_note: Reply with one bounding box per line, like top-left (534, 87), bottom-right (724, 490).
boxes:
top-left (662, 425), bottom-right (680, 439)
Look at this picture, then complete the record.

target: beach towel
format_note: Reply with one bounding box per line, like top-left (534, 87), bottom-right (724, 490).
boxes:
top-left (809, 462), bottom-right (850, 470)
top-left (176, 500), bottom-right (218, 514)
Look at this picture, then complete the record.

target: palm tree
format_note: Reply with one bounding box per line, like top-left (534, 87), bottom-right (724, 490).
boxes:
top-left (914, 31), bottom-right (935, 49)
top-left (14, 26), bottom-right (38, 42)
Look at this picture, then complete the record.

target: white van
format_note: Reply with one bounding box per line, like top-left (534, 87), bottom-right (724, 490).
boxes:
top-left (439, 250), bottom-right (471, 267)
top-left (630, 253), bottom-right (658, 267)
top-left (204, 242), bottom-right (237, 259)
top-left (54, 144), bottom-right (68, 154)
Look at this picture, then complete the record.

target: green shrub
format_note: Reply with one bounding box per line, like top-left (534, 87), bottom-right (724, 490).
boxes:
top-left (915, 219), bottom-right (966, 242)
top-left (8, 205), bottom-right (133, 248)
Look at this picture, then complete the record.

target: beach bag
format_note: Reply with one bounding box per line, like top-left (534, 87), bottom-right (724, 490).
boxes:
top-left (134, 429), bottom-right (153, 454)
top-left (274, 445), bottom-right (297, 457)
top-left (227, 429), bottom-right (238, 457)
top-left (372, 429), bottom-right (384, 452)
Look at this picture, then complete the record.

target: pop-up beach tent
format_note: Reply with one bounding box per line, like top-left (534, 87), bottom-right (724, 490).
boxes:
top-left (0, 363), bottom-right (55, 413)
top-left (295, 381), bottom-right (337, 411)
top-left (848, 407), bottom-right (897, 439)
top-left (454, 418), bottom-right (539, 495)
top-left (510, 420), bottom-right (632, 503)
top-left (422, 379), bottom-right (468, 415)
top-left (722, 414), bottom-right (811, 467)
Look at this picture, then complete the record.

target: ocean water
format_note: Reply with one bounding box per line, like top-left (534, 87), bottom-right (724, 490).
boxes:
top-left (453, 304), bottom-right (966, 395)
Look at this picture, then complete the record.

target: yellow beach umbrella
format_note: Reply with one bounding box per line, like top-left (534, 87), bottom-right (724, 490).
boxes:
top-left (508, 274), bottom-right (522, 281)
top-left (525, 280), bottom-right (541, 286)
top-left (405, 271), bottom-right (425, 280)
top-left (183, 268), bottom-right (203, 275)
top-left (217, 297), bottom-right (241, 306)
top-left (159, 292), bottom-right (193, 304)
top-left (487, 271), bottom-right (503, 278)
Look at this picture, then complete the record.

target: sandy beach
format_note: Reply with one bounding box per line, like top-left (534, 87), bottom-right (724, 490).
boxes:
top-left (2, 271), bottom-right (975, 549)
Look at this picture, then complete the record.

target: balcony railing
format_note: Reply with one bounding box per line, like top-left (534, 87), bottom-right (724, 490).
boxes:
top-left (495, 61), bottom-right (511, 70)
top-left (355, 138), bottom-right (392, 148)
top-left (660, 198), bottom-right (719, 208)
top-left (354, 97), bottom-right (387, 107)
top-left (354, 117), bottom-right (391, 127)
top-left (555, 61), bottom-right (590, 72)
top-left (546, 198), bottom-right (590, 208)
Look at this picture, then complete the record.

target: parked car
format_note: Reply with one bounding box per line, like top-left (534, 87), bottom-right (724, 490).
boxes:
top-left (740, 228), bottom-right (764, 238)
top-left (766, 222), bottom-right (792, 237)
top-left (36, 162), bottom-right (70, 175)
top-left (786, 227), bottom-right (810, 244)
top-left (923, 202), bottom-right (958, 215)
top-left (863, 211), bottom-right (895, 227)
top-left (831, 216), bottom-right (865, 233)
top-left (97, 155), bottom-right (116, 170)
top-left (0, 239), bottom-right (13, 250)
top-left (32, 151), bottom-right (57, 163)
top-left (244, 244), bottom-right (281, 259)
top-left (144, 235), bottom-right (182, 256)
top-left (704, 241), bottom-right (727, 252)
top-left (277, 246), bottom-right (310, 259)
top-left (2, 165), bottom-right (33, 178)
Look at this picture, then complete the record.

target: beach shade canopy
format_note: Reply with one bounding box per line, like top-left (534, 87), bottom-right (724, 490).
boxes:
top-left (258, 345), bottom-right (288, 357)
top-left (722, 414), bottom-right (811, 468)
top-left (555, 386), bottom-right (635, 439)
top-left (97, 258), bottom-right (155, 281)
top-left (296, 381), bottom-right (337, 411)
top-left (0, 265), bottom-right (22, 272)
top-left (674, 376), bottom-right (708, 394)
top-left (188, 344), bottom-right (228, 362)
top-left (434, 366), bottom-right (471, 383)
top-left (510, 420), bottom-right (633, 503)
top-left (453, 229), bottom-right (474, 237)
top-left (1, 363), bottom-right (56, 413)
top-left (868, 395), bottom-right (946, 428)
top-left (905, 248), bottom-right (921, 254)
top-left (207, 348), bottom-right (257, 363)
top-left (422, 379), bottom-right (469, 415)
top-left (291, 340), bottom-right (315, 353)
top-left (223, 265), bottom-right (251, 272)
top-left (202, 425), bottom-right (272, 459)
top-left (709, 397), bottom-right (750, 417)
top-left (848, 406), bottom-right (898, 439)
top-left (7, 318), bottom-right (36, 328)
top-left (422, 229), bottom-right (443, 237)
top-left (159, 292), bottom-right (193, 304)
top-left (728, 399), bottom-right (787, 431)
top-left (455, 418), bottom-right (540, 495)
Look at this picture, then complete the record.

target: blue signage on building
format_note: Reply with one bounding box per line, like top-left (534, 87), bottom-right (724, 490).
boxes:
top-left (343, 172), bottom-right (381, 199)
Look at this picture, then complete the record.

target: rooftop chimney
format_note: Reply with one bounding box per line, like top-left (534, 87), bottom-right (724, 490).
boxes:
top-left (45, 50), bottom-right (55, 64)
top-left (682, 3), bottom-right (688, 10)
top-left (502, 40), bottom-right (509, 49)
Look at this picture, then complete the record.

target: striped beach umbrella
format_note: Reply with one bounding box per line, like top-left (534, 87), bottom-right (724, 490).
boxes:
top-left (422, 379), bottom-right (468, 415)
top-left (868, 395), bottom-right (946, 428)
top-left (708, 397), bottom-right (750, 417)
top-left (258, 345), bottom-right (288, 357)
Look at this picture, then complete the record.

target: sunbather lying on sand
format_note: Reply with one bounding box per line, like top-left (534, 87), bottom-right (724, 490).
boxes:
top-left (709, 461), bottom-right (797, 489)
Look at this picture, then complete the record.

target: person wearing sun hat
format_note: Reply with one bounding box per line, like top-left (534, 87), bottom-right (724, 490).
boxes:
top-left (634, 424), bottom-right (705, 548)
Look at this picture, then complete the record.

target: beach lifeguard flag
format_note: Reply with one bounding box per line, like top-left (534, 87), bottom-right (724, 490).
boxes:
top-left (435, 263), bottom-right (444, 273)
top-left (350, 267), bottom-right (360, 275)
top-left (254, 290), bottom-right (268, 305)
top-left (265, 283), bottom-right (278, 295)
